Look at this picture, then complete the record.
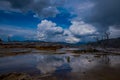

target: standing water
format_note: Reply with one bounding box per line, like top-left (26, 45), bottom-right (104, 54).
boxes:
top-left (0, 52), bottom-right (120, 80)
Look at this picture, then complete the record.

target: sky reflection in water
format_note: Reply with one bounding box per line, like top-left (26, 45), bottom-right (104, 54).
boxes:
top-left (0, 53), bottom-right (120, 75)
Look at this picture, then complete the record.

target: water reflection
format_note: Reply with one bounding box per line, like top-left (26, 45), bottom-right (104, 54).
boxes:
top-left (66, 56), bottom-right (71, 63)
top-left (99, 55), bottom-right (110, 65)
top-left (0, 53), bottom-right (120, 76)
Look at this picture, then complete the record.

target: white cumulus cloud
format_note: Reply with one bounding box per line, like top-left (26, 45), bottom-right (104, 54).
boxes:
top-left (69, 21), bottom-right (96, 36)
top-left (63, 30), bottom-right (80, 43)
top-left (37, 20), bottom-right (97, 43)
top-left (37, 20), bottom-right (63, 41)
top-left (37, 20), bottom-right (81, 43)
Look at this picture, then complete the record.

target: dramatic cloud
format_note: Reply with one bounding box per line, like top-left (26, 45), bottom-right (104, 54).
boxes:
top-left (37, 20), bottom-right (81, 43)
top-left (0, 0), bottom-right (120, 42)
top-left (75, 0), bottom-right (120, 35)
top-left (37, 20), bottom-right (98, 43)
top-left (37, 20), bottom-right (63, 41)
top-left (63, 30), bottom-right (80, 43)
top-left (64, 0), bottom-right (120, 33)
top-left (69, 21), bottom-right (96, 36)
top-left (1, 0), bottom-right (120, 29)
top-left (88, 0), bottom-right (120, 27)
top-left (0, 0), bottom-right (65, 18)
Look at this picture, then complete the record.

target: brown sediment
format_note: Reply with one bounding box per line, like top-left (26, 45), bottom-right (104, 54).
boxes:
top-left (35, 46), bottom-right (63, 51)
top-left (0, 48), bottom-right (32, 57)
top-left (0, 73), bottom-right (32, 80)
top-left (0, 42), bottom-right (120, 57)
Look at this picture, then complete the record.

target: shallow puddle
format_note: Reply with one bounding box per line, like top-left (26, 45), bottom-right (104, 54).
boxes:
top-left (0, 52), bottom-right (120, 80)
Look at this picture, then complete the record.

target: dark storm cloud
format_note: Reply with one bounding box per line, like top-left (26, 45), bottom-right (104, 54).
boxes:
top-left (64, 0), bottom-right (120, 32)
top-left (1, 0), bottom-right (120, 29)
top-left (5, 0), bottom-right (33, 9)
top-left (0, 0), bottom-right (120, 42)
top-left (0, 0), bottom-right (65, 18)
top-left (86, 0), bottom-right (120, 30)
top-left (62, 0), bottom-right (120, 39)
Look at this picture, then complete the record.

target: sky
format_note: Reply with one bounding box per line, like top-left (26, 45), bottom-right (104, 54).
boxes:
top-left (0, 0), bottom-right (120, 43)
